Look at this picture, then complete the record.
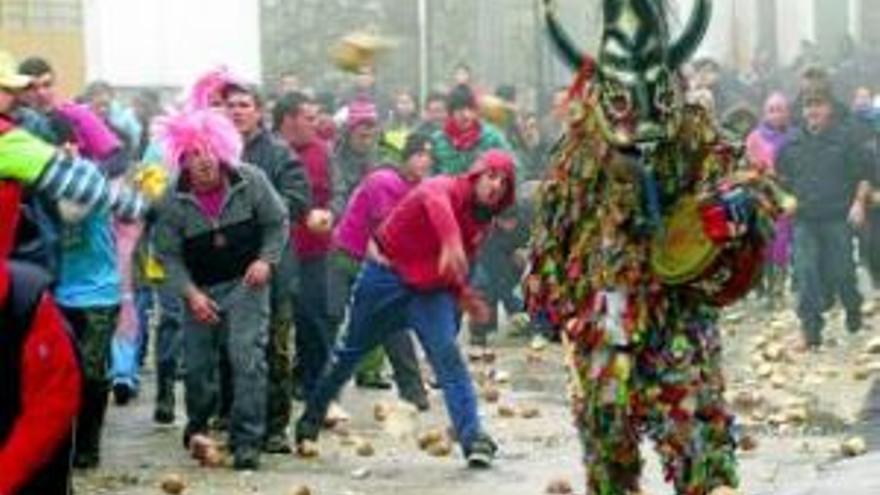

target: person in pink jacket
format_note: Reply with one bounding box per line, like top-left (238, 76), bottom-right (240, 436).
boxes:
top-left (746, 91), bottom-right (796, 308)
top-left (328, 132), bottom-right (434, 409)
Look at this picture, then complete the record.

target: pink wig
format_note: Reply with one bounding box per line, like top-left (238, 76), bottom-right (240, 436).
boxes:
top-left (152, 109), bottom-right (242, 169)
top-left (184, 66), bottom-right (242, 111)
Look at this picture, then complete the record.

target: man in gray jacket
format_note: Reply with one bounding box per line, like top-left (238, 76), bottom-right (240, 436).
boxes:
top-left (225, 83), bottom-right (311, 453)
top-left (153, 109), bottom-right (288, 470)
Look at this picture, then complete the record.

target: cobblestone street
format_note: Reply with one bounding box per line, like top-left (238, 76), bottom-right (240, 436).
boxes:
top-left (74, 294), bottom-right (880, 495)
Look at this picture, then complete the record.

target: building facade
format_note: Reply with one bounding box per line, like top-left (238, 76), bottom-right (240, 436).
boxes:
top-left (82, 0), bottom-right (261, 92)
top-left (0, 0), bottom-right (85, 97)
top-left (691, 0), bottom-right (875, 69)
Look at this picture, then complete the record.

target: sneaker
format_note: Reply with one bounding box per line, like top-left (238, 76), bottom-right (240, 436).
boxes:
top-left (846, 312), bottom-right (863, 334)
top-left (72, 451), bottom-right (100, 470)
top-left (153, 406), bottom-right (175, 425)
top-left (403, 394), bottom-right (431, 412)
top-left (113, 383), bottom-right (134, 406)
top-left (324, 403), bottom-right (350, 428)
top-left (465, 433), bottom-right (498, 469)
top-left (233, 447), bottom-right (260, 471)
top-left (294, 417), bottom-right (321, 445)
top-left (355, 375), bottom-right (393, 390)
top-left (263, 433), bottom-right (293, 454)
top-left (182, 424), bottom-right (207, 450)
top-left (530, 334), bottom-right (549, 351)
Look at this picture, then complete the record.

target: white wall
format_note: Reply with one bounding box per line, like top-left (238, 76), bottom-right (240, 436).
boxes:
top-left (672, 0), bottom-right (830, 68)
top-left (83, 0), bottom-right (261, 88)
top-left (775, 0), bottom-right (815, 65)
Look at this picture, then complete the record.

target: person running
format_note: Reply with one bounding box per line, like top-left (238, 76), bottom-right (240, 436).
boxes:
top-left (296, 149), bottom-right (516, 469)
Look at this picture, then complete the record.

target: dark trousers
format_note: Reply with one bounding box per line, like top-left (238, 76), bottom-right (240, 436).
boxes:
top-left (60, 305), bottom-right (119, 463)
top-left (183, 282), bottom-right (269, 453)
top-left (301, 262), bottom-right (483, 450)
top-left (793, 219), bottom-right (863, 344)
top-left (266, 279), bottom-right (294, 439)
top-left (293, 256), bottom-right (333, 396)
top-left (136, 287), bottom-right (182, 415)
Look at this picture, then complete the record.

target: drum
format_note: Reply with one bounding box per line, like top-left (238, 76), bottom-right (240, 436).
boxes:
top-left (651, 195), bottom-right (764, 306)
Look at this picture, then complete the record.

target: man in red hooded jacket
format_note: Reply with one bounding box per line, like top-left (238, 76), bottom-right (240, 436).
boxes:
top-left (295, 149), bottom-right (516, 468)
top-left (0, 180), bottom-right (83, 495)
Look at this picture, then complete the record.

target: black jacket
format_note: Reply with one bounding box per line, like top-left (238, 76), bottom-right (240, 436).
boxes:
top-left (777, 118), bottom-right (872, 221)
top-left (244, 128), bottom-right (311, 223)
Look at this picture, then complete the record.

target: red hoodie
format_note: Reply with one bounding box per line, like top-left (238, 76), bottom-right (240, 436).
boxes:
top-left (291, 138), bottom-right (333, 260)
top-left (374, 150), bottom-right (516, 294)
top-left (0, 182), bottom-right (82, 495)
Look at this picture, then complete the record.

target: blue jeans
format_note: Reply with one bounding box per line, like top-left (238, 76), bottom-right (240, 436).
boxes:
top-left (301, 261), bottom-right (483, 450)
top-left (135, 286), bottom-right (183, 410)
top-left (793, 219), bottom-right (863, 343)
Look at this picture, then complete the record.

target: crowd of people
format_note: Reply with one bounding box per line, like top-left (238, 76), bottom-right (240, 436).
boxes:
top-left (0, 38), bottom-right (878, 495)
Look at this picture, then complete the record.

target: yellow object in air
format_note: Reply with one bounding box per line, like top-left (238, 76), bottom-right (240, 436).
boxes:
top-left (134, 163), bottom-right (169, 202)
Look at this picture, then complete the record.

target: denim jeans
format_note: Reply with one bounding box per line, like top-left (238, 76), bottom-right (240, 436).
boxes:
top-left (328, 251), bottom-right (427, 404)
top-left (301, 261), bottom-right (483, 450)
top-left (135, 286), bottom-right (182, 411)
top-left (793, 219), bottom-right (863, 344)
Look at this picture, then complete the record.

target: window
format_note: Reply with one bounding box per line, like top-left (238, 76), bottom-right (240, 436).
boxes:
top-left (0, 0), bottom-right (82, 30)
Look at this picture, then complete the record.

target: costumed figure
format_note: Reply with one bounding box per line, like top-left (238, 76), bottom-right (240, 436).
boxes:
top-left (525, 2), bottom-right (788, 494)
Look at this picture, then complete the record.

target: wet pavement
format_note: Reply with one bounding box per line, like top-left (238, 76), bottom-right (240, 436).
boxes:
top-left (74, 293), bottom-right (880, 495)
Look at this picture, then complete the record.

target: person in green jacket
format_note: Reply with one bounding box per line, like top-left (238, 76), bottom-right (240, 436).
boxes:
top-left (0, 51), bottom-right (146, 221)
top-left (431, 84), bottom-right (511, 176)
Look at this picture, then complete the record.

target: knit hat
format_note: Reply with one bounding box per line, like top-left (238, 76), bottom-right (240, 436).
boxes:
top-left (347, 97), bottom-right (378, 130)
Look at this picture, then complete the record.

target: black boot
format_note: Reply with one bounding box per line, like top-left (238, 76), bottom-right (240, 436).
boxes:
top-left (154, 377), bottom-right (176, 424)
top-left (74, 381), bottom-right (109, 469)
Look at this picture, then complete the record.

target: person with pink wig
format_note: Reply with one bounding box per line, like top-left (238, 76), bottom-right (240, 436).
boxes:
top-left (183, 66), bottom-right (243, 112)
top-left (746, 92), bottom-right (796, 308)
top-left (152, 109), bottom-right (288, 470)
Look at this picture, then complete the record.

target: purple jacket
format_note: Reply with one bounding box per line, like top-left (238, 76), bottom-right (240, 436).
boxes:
top-left (332, 167), bottom-right (417, 261)
top-left (56, 103), bottom-right (120, 160)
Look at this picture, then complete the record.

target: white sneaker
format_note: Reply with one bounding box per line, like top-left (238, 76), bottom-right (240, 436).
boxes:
top-left (324, 402), bottom-right (351, 428)
top-left (530, 335), bottom-right (549, 351)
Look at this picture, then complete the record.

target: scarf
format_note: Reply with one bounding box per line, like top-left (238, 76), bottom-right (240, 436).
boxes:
top-left (444, 118), bottom-right (483, 152)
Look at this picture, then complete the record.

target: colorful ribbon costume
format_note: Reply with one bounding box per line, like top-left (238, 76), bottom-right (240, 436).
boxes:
top-left (526, 2), bottom-right (783, 494)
